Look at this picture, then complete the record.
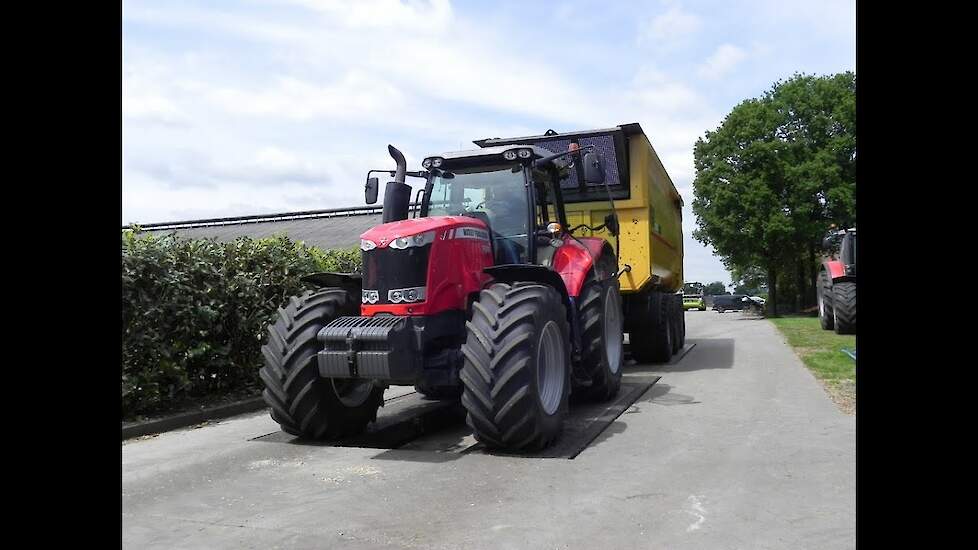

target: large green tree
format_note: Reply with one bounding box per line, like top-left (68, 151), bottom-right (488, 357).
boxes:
top-left (691, 72), bottom-right (855, 315)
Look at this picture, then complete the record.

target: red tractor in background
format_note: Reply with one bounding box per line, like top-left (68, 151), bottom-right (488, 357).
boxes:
top-left (817, 227), bottom-right (856, 334)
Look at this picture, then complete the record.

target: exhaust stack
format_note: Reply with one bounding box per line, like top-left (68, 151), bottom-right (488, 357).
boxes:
top-left (382, 144), bottom-right (411, 223)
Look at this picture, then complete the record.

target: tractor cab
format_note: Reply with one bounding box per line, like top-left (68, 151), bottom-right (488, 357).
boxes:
top-left (417, 144), bottom-right (613, 267)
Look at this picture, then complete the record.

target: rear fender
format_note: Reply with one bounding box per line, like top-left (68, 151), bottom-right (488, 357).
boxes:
top-left (552, 236), bottom-right (616, 297)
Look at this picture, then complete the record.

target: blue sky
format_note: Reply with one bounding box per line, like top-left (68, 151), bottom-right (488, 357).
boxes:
top-left (122, 0), bottom-right (855, 287)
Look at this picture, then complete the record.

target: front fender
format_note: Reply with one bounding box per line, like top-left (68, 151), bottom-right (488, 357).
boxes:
top-left (300, 272), bottom-right (361, 293)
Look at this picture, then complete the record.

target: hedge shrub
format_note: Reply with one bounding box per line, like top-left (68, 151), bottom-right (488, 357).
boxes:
top-left (121, 230), bottom-right (362, 418)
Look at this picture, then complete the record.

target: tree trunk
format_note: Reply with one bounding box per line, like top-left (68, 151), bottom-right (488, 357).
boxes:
top-left (767, 266), bottom-right (778, 317)
top-left (795, 255), bottom-right (805, 313)
top-left (808, 242), bottom-right (818, 309)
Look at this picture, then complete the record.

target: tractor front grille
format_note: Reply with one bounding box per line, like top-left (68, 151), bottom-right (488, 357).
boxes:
top-left (361, 244), bottom-right (431, 305)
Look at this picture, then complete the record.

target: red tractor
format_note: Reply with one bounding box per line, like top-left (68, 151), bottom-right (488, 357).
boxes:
top-left (259, 143), bottom-right (625, 451)
top-left (816, 227), bottom-right (856, 334)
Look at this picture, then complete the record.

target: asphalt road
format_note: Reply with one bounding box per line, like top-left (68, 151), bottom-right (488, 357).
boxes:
top-left (122, 311), bottom-right (855, 549)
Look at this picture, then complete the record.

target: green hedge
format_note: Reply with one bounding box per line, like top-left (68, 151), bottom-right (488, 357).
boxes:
top-left (121, 230), bottom-right (362, 418)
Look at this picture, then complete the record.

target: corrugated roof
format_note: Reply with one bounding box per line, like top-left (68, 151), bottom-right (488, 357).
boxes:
top-left (134, 208), bottom-right (386, 251)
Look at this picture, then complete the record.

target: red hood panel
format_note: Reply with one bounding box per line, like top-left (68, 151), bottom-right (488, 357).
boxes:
top-left (361, 216), bottom-right (487, 248)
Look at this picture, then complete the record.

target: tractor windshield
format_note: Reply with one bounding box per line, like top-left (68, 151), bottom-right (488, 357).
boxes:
top-left (426, 165), bottom-right (529, 264)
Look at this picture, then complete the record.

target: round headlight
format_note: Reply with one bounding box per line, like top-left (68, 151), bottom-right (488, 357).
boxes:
top-left (518, 148), bottom-right (532, 159)
top-left (413, 234), bottom-right (425, 245)
top-left (395, 237), bottom-right (410, 248)
top-left (406, 289), bottom-right (418, 301)
top-left (360, 239), bottom-right (377, 251)
top-left (503, 150), bottom-right (518, 161)
top-left (391, 290), bottom-right (403, 302)
top-left (432, 158), bottom-right (443, 167)
top-left (422, 159), bottom-right (432, 168)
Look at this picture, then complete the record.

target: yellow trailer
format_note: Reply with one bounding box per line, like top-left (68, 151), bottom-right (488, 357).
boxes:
top-left (475, 123), bottom-right (686, 362)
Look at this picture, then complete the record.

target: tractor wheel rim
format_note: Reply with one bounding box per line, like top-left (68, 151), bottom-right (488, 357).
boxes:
top-left (604, 287), bottom-right (623, 374)
top-left (331, 379), bottom-right (373, 408)
top-left (536, 321), bottom-right (565, 416)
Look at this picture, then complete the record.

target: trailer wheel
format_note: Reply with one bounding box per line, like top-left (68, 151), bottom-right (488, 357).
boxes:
top-left (460, 283), bottom-right (571, 451)
top-left (678, 297), bottom-right (687, 348)
top-left (817, 270), bottom-right (834, 330)
top-left (576, 267), bottom-right (623, 402)
top-left (832, 282), bottom-right (856, 334)
top-left (629, 291), bottom-right (673, 364)
top-left (259, 288), bottom-right (383, 439)
top-left (671, 295), bottom-right (682, 354)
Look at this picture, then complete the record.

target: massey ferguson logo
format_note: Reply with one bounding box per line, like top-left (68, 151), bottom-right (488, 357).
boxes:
top-left (379, 237), bottom-right (388, 245)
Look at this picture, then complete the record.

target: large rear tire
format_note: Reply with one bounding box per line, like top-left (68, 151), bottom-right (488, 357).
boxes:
top-left (259, 288), bottom-right (383, 439)
top-left (832, 282), bottom-right (856, 334)
top-left (577, 268), bottom-right (623, 402)
top-left (460, 283), bottom-right (571, 451)
top-left (817, 270), bottom-right (834, 330)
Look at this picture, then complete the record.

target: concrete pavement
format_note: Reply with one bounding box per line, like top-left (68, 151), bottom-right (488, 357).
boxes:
top-left (122, 311), bottom-right (855, 549)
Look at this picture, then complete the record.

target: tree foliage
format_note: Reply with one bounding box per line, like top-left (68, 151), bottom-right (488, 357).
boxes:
top-left (691, 72), bottom-right (855, 314)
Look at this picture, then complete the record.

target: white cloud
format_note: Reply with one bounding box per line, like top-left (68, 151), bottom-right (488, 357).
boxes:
top-left (204, 73), bottom-right (408, 122)
top-left (698, 44), bottom-right (747, 79)
top-left (281, 0), bottom-right (453, 30)
top-left (639, 6), bottom-right (702, 47)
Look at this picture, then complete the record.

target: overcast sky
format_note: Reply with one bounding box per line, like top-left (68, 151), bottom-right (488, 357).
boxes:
top-left (122, 0), bottom-right (855, 287)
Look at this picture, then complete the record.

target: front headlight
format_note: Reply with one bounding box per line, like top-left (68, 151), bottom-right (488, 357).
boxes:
top-left (389, 230), bottom-right (435, 249)
top-left (388, 286), bottom-right (426, 303)
top-left (360, 239), bottom-right (377, 251)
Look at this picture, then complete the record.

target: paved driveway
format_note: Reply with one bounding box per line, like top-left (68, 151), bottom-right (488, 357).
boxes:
top-left (122, 311), bottom-right (855, 549)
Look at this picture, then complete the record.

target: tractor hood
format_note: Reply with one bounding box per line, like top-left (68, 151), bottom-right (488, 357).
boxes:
top-left (360, 215), bottom-right (489, 249)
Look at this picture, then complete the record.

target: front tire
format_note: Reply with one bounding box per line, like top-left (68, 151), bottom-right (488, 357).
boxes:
top-left (259, 288), bottom-right (383, 439)
top-left (460, 283), bottom-right (571, 451)
top-left (832, 282), bottom-right (856, 334)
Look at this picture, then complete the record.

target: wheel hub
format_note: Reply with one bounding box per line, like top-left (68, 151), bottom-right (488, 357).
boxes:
top-left (603, 287), bottom-right (623, 374)
top-left (536, 321), bottom-right (566, 416)
top-left (331, 379), bottom-right (374, 408)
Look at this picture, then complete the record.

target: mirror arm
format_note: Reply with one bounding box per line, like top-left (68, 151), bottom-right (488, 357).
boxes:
top-left (532, 145), bottom-right (594, 168)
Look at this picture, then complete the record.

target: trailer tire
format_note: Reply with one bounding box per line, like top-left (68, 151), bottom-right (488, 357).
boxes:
top-left (259, 288), bottom-right (383, 439)
top-left (832, 282), bottom-right (856, 334)
top-left (678, 297), bottom-right (687, 348)
top-left (630, 291), bottom-right (673, 364)
top-left (460, 282), bottom-right (570, 451)
top-left (817, 270), bottom-right (834, 330)
top-left (671, 295), bottom-right (682, 354)
top-left (576, 268), bottom-right (623, 402)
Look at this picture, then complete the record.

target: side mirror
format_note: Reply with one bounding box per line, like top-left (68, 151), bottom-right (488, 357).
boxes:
top-left (583, 151), bottom-right (606, 185)
top-left (604, 213), bottom-right (619, 236)
top-left (365, 177), bottom-right (379, 204)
